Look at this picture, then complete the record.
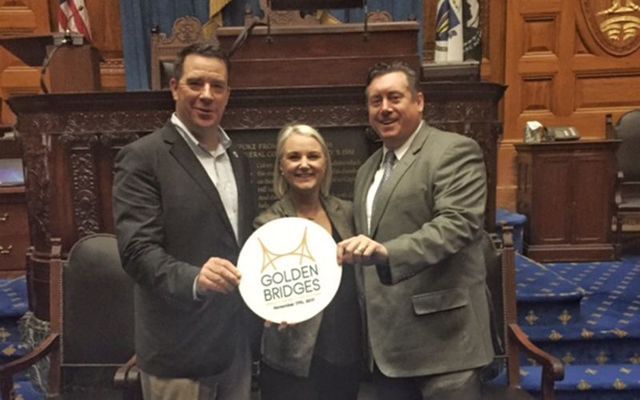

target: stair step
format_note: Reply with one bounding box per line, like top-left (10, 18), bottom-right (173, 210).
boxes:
top-left (521, 337), bottom-right (640, 366)
top-left (0, 277), bottom-right (29, 318)
top-left (522, 364), bottom-right (640, 400)
top-left (0, 315), bottom-right (30, 363)
top-left (516, 254), bottom-right (585, 326)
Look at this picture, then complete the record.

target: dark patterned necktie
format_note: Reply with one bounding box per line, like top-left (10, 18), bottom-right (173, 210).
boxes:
top-left (380, 151), bottom-right (396, 184)
top-left (373, 151), bottom-right (397, 205)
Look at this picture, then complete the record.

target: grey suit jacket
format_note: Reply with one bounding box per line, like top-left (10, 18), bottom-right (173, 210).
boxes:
top-left (113, 121), bottom-right (258, 378)
top-left (353, 122), bottom-right (494, 378)
top-left (254, 194), bottom-right (356, 377)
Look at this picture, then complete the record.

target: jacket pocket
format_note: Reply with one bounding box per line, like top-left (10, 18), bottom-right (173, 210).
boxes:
top-left (411, 288), bottom-right (469, 316)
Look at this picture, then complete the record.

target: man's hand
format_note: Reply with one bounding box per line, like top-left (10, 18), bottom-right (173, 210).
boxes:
top-left (337, 234), bottom-right (389, 265)
top-left (196, 257), bottom-right (242, 295)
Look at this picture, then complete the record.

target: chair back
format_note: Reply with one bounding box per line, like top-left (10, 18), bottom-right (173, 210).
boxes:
top-left (612, 109), bottom-right (640, 182)
top-left (483, 232), bottom-right (506, 359)
top-left (150, 16), bottom-right (205, 90)
top-left (482, 228), bottom-right (521, 386)
top-left (62, 233), bottom-right (134, 366)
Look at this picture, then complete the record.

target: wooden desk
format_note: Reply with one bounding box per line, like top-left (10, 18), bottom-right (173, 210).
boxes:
top-left (0, 186), bottom-right (28, 277)
top-left (515, 140), bottom-right (620, 262)
top-left (0, 130), bottom-right (28, 277)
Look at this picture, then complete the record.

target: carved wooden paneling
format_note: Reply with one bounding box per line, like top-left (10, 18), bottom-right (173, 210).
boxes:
top-left (0, 66), bottom-right (39, 123)
top-left (10, 84), bottom-right (504, 320)
top-left (0, 0), bottom-right (50, 36)
top-left (0, 0), bottom-right (51, 123)
top-left (521, 76), bottom-right (554, 112)
top-left (84, 0), bottom-right (122, 59)
top-left (498, 0), bottom-right (640, 210)
top-left (0, 0), bottom-right (123, 123)
top-left (575, 73), bottom-right (640, 108)
top-left (9, 83), bottom-right (504, 257)
top-left (578, 0), bottom-right (640, 57)
top-left (481, 0), bottom-right (507, 83)
top-left (99, 58), bottom-right (125, 91)
top-left (522, 14), bottom-right (559, 55)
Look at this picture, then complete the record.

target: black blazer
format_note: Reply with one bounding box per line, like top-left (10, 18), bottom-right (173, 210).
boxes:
top-left (113, 121), bottom-right (257, 378)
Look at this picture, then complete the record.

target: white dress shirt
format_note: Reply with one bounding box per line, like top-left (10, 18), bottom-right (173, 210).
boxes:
top-left (366, 121), bottom-right (424, 234)
top-left (171, 114), bottom-right (239, 300)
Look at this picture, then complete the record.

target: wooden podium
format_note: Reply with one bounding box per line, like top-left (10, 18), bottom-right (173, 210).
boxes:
top-left (151, 18), bottom-right (420, 90)
top-left (0, 33), bottom-right (101, 93)
top-left (516, 140), bottom-right (620, 262)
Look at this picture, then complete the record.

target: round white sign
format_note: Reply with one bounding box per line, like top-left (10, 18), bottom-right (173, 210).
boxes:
top-left (238, 217), bottom-right (342, 324)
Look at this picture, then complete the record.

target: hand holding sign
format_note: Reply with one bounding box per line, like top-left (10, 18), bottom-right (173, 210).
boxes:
top-left (238, 217), bottom-right (342, 324)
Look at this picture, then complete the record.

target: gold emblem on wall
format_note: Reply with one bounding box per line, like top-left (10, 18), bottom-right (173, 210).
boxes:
top-left (581, 0), bottom-right (640, 55)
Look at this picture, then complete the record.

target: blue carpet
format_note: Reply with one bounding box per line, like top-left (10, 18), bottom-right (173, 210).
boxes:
top-left (516, 254), bottom-right (585, 326)
top-left (0, 276), bottom-right (44, 400)
top-left (516, 255), bottom-right (640, 399)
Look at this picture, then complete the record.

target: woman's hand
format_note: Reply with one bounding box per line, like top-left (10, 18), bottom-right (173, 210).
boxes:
top-left (264, 320), bottom-right (296, 331)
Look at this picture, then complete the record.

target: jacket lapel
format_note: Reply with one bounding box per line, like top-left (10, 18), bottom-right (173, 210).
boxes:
top-left (356, 151), bottom-right (381, 235)
top-left (369, 125), bottom-right (430, 238)
top-left (322, 196), bottom-right (353, 240)
top-left (164, 125), bottom-right (236, 243)
top-left (228, 145), bottom-right (248, 244)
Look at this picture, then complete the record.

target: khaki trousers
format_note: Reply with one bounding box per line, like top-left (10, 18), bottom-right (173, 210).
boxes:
top-left (140, 337), bottom-right (251, 400)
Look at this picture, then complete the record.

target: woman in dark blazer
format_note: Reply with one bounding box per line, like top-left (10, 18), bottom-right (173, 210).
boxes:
top-left (255, 124), bottom-right (363, 400)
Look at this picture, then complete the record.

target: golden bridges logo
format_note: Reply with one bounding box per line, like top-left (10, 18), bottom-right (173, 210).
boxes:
top-left (259, 227), bottom-right (316, 273)
top-left (582, 0), bottom-right (640, 55)
top-left (237, 217), bottom-right (341, 323)
top-left (258, 227), bottom-right (321, 305)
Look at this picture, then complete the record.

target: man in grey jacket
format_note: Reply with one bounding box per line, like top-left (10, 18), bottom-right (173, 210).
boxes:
top-left (338, 61), bottom-right (493, 400)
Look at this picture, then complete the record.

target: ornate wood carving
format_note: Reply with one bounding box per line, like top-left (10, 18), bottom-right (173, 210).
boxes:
top-left (10, 83), bottom-right (503, 255)
top-left (60, 134), bottom-right (101, 238)
top-left (580, 0), bottom-right (640, 56)
top-left (10, 83), bottom-right (504, 320)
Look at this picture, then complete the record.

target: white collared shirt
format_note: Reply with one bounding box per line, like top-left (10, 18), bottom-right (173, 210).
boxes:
top-left (171, 113), bottom-right (239, 240)
top-left (366, 121), bottom-right (424, 233)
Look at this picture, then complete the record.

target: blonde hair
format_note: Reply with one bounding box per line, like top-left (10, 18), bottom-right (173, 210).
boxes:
top-left (272, 124), bottom-right (333, 198)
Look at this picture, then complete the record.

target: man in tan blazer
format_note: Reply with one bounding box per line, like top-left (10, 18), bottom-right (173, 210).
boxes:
top-left (338, 62), bottom-right (493, 399)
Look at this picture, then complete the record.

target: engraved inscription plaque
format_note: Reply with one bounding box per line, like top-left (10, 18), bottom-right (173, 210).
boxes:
top-left (231, 127), bottom-right (375, 211)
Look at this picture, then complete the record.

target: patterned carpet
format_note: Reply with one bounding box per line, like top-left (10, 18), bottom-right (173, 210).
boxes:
top-left (517, 255), bottom-right (640, 400)
top-left (0, 277), bottom-right (43, 400)
top-left (2, 238), bottom-right (639, 399)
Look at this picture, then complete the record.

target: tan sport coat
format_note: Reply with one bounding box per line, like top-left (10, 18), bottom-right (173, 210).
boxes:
top-left (353, 122), bottom-right (494, 378)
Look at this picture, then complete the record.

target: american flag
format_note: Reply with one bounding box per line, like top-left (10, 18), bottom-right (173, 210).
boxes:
top-left (58, 0), bottom-right (92, 40)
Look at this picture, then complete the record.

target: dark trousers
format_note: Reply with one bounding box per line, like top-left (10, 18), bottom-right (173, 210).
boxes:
top-left (371, 365), bottom-right (483, 400)
top-left (260, 356), bottom-right (360, 400)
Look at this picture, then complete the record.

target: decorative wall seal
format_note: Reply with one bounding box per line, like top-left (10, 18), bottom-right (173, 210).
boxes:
top-left (581, 0), bottom-right (640, 56)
